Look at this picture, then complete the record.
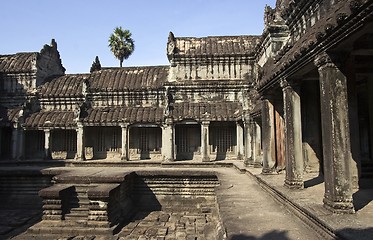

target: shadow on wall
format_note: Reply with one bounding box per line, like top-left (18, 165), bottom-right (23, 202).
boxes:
top-left (230, 230), bottom-right (290, 240)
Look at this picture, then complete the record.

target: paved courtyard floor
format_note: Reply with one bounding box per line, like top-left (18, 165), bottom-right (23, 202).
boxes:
top-left (1, 160), bottom-right (372, 239)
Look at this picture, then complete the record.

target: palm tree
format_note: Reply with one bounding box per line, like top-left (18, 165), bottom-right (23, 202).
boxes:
top-left (108, 27), bottom-right (135, 67)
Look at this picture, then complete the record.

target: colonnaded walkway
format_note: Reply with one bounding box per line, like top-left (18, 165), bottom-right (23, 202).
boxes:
top-left (2, 164), bottom-right (322, 240)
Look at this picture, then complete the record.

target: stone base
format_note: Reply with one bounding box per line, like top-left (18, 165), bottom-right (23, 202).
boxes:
top-left (244, 158), bottom-right (253, 167)
top-left (261, 168), bottom-right (277, 175)
top-left (284, 179), bottom-right (304, 189)
top-left (202, 157), bottom-right (210, 162)
top-left (253, 162), bottom-right (262, 168)
top-left (323, 197), bottom-right (355, 214)
top-left (163, 157), bottom-right (174, 162)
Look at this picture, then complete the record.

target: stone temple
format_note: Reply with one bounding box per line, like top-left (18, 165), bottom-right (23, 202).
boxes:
top-left (1, 0), bottom-right (373, 239)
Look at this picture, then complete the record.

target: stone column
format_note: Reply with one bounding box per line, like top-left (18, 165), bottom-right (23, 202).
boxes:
top-left (120, 124), bottom-right (128, 160)
top-left (261, 97), bottom-right (276, 174)
top-left (11, 123), bottom-right (19, 160)
top-left (280, 79), bottom-right (304, 189)
top-left (252, 120), bottom-right (262, 168)
top-left (162, 118), bottom-right (174, 162)
top-left (201, 121), bottom-right (210, 162)
top-left (18, 128), bottom-right (25, 160)
top-left (75, 123), bottom-right (85, 161)
top-left (44, 129), bottom-right (51, 160)
top-left (244, 119), bottom-right (253, 166)
top-left (314, 52), bottom-right (354, 213)
top-left (236, 122), bottom-right (244, 160)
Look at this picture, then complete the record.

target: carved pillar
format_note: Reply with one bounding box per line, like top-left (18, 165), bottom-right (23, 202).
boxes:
top-left (162, 118), bottom-right (174, 162)
top-left (120, 124), bottom-right (128, 160)
top-left (314, 52), bottom-right (354, 213)
top-left (261, 97), bottom-right (276, 174)
top-left (236, 122), bottom-right (244, 160)
top-left (44, 129), bottom-right (51, 160)
top-left (244, 119), bottom-right (253, 166)
top-left (75, 123), bottom-right (85, 161)
top-left (280, 79), bottom-right (304, 189)
top-left (201, 121), bottom-right (210, 162)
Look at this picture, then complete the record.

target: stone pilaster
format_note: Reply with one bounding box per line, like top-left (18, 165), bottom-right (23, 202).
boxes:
top-left (280, 79), bottom-right (304, 189)
top-left (44, 129), bottom-right (51, 160)
top-left (75, 123), bottom-right (85, 161)
top-left (162, 118), bottom-right (174, 162)
top-left (120, 124), bottom-right (129, 160)
top-left (314, 52), bottom-right (354, 213)
top-left (201, 121), bottom-right (210, 162)
top-left (236, 122), bottom-right (244, 160)
top-left (261, 97), bottom-right (276, 174)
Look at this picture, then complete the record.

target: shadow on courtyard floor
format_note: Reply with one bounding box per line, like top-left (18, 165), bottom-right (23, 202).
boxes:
top-left (230, 230), bottom-right (290, 240)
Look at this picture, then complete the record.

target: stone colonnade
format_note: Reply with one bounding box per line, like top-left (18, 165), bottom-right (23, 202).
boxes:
top-left (255, 51), bottom-right (356, 213)
top-left (6, 120), bottom-right (246, 162)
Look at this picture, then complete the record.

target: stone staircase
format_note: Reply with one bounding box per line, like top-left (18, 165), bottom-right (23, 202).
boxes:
top-left (21, 169), bottom-right (222, 239)
top-left (63, 185), bottom-right (90, 224)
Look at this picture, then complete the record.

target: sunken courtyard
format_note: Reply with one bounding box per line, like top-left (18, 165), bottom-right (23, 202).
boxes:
top-left (1, 0), bottom-right (373, 239)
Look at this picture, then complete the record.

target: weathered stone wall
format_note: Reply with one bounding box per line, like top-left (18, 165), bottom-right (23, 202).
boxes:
top-left (169, 58), bottom-right (253, 81)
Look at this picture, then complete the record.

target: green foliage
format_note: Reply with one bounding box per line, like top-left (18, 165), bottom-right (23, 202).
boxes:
top-left (108, 27), bottom-right (135, 67)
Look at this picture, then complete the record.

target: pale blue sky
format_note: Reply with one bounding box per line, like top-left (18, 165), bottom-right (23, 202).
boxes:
top-left (1, 0), bottom-right (276, 73)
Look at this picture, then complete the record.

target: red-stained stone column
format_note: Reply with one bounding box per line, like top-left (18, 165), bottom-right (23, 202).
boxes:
top-left (314, 52), bottom-right (354, 213)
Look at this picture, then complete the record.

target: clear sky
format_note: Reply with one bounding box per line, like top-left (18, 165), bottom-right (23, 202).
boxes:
top-left (1, 0), bottom-right (276, 74)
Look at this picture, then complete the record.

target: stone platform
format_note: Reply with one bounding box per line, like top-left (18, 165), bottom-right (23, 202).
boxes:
top-left (1, 160), bottom-right (373, 239)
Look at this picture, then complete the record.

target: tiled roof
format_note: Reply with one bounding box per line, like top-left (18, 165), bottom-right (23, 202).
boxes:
top-left (173, 36), bottom-right (260, 57)
top-left (89, 66), bottom-right (168, 91)
top-left (24, 110), bottom-right (76, 128)
top-left (83, 107), bottom-right (164, 124)
top-left (0, 52), bottom-right (37, 73)
top-left (0, 107), bottom-right (22, 125)
top-left (39, 74), bottom-right (88, 97)
top-left (172, 102), bottom-right (242, 121)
